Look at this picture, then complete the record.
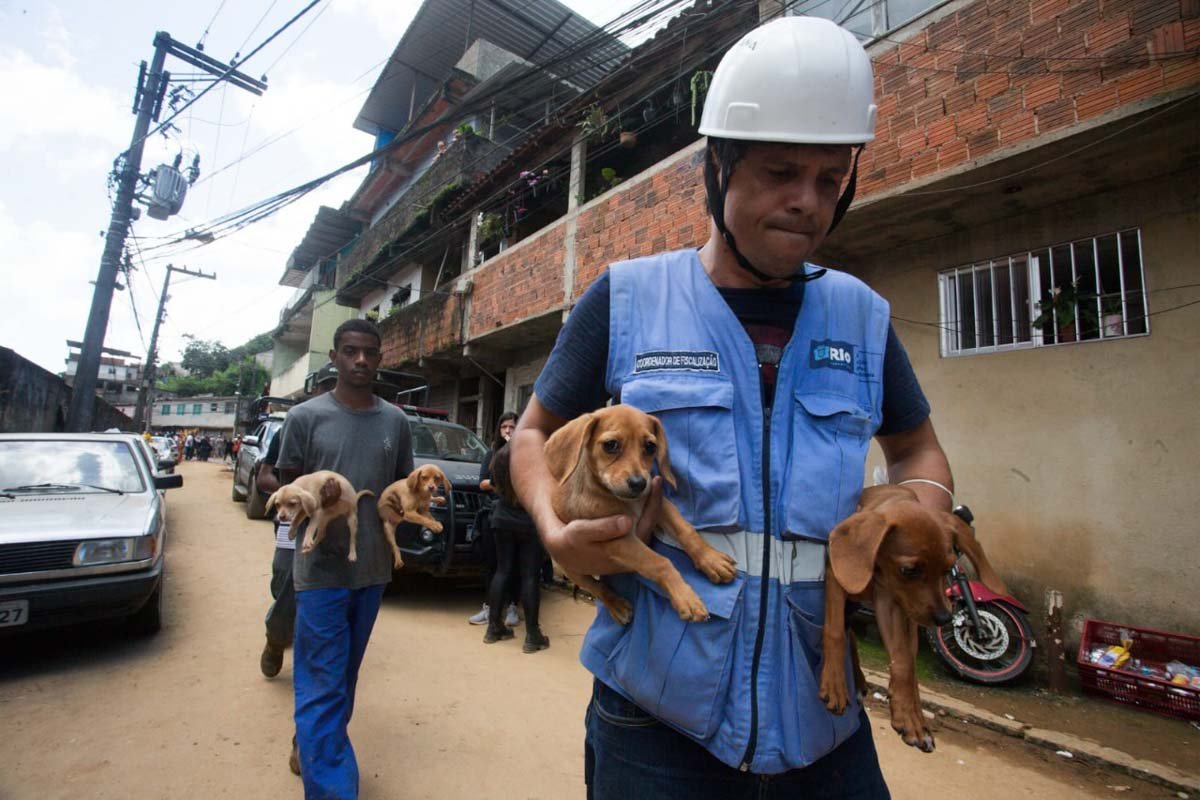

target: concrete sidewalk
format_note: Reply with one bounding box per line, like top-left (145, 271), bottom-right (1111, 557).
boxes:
top-left (862, 669), bottom-right (1200, 796)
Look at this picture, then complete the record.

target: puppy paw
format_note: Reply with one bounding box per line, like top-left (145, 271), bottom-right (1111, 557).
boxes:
top-left (347, 549), bottom-right (357, 563)
top-left (695, 549), bottom-right (738, 584)
top-left (819, 663), bottom-right (851, 715)
top-left (890, 704), bottom-right (936, 753)
top-left (429, 520), bottom-right (444, 534)
top-left (605, 596), bottom-right (633, 625)
top-left (669, 586), bottom-right (710, 622)
top-left (393, 555), bottom-right (404, 570)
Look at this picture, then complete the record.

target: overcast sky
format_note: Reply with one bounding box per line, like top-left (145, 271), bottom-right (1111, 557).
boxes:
top-left (0, 0), bottom-right (651, 375)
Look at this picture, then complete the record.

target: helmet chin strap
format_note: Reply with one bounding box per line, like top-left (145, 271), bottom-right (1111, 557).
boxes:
top-left (706, 146), bottom-right (863, 286)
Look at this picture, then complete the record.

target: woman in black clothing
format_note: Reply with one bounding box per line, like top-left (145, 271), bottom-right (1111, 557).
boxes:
top-left (470, 413), bottom-right (521, 627)
top-left (484, 441), bottom-right (548, 652)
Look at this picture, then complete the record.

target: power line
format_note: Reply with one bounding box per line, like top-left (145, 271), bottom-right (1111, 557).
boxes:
top-left (260, 0), bottom-right (332, 77)
top-left (197, 0), bottom-right (229, 51)
top-left (129, 0), bottom-right (322, 154)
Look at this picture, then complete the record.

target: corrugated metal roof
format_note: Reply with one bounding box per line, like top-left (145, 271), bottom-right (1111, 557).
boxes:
top-left (280, 206), bottom-right (362, 287)
top-left (354, 0), bottom-right (628, 136)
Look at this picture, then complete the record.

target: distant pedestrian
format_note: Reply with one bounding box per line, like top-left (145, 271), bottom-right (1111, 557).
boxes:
top-left (184, 433), bottom-right (195, 461)
top-left (197, 436), bottom-right (213, 462)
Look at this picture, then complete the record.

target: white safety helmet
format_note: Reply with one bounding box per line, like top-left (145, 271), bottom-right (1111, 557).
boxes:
top-left (699, 16), bottom-right (876, 145)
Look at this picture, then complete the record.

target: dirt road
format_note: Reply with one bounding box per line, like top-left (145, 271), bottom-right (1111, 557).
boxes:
top-left (0, 461), bottom-right (1172, 799)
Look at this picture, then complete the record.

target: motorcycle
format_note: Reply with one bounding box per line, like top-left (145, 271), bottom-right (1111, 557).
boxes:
top-left (921, 505), bottom-right (1036, 685)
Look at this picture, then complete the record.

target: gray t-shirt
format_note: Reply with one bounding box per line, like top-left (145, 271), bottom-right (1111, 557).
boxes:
top-left (275, 393), bottom-right (414, 591)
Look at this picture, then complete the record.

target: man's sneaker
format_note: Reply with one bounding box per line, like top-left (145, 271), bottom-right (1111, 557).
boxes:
top-left (260, 640), bottom-right (284, 678)
top-left (504, 603), bottom-right (520, 627)
top-left (289, 737), bottom-right (301, 776)
top-left (468, 604), bottom-right (490, 625)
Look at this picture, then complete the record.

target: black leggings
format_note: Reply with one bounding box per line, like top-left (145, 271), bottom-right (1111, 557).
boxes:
top-left (487, 527), bottom-right (545, 635)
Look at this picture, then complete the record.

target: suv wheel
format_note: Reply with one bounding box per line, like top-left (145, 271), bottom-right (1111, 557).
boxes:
top-left (245, 471), bottom-right (267, 519)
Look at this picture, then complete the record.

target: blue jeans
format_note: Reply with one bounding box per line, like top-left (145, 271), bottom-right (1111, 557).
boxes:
top-left (585, 679), bottom-right (890, 800)
top-left (294, 585), bottom-right (387, 800)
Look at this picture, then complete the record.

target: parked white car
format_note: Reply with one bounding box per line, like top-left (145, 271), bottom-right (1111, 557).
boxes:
top-left (0, 432), bottom-right (182, 636)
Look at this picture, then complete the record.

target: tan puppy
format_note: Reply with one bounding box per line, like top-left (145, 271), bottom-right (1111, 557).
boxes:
top-left (378, 464), bottom-right (450, 570)
top-left (266, 470), bottom-right (374, 562)
top-left (819, 484), bottom-right (1007, 752)
top-left (545, 404), bottom-right (737, 623)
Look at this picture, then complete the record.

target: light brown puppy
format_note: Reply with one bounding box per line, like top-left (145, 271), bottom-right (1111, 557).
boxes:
top-left (819, 484), bottom-right (1007, 753)
top-left (545, 404), bottom-right (738, 623)
top-left (266, 470), bottom-right (374, 562)
top-left (378, 464), bottom-right (450, 570)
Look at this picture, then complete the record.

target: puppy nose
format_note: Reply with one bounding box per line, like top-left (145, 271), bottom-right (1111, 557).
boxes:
top-left (626, 475), bottom-right (647, 493)
top-left (932, 608), bottom-right (952, 626)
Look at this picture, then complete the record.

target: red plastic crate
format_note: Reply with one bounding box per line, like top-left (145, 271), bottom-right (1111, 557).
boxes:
top-left (1076, 619), bottom-right (1200, 721)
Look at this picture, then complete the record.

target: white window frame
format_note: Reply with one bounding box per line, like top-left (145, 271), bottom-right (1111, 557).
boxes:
top-left (938, 228), bottom-right (1149, 357)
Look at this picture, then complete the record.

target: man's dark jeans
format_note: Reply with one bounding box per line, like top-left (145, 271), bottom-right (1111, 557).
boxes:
top-left (585, 679), bottom-right (890, 800)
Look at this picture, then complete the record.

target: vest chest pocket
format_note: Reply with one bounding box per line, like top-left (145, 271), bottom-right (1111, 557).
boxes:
top-left (620, 376), bottom-right (741, 532)
top-left (783, 392), bottom-right (873, 541)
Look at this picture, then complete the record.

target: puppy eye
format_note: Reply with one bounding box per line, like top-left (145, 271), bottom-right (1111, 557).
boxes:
top-left (899, 565), bottom-right (923, 580)
top-left (601, 440), bottom-right (620, 455)
top-left (643, 442), bottom-right (657, 456)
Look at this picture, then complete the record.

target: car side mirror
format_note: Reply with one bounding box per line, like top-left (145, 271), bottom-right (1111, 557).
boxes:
top-left (154, 474), bottom-right (183, 490)
top-left (242, 435), bottom-right (259, 447)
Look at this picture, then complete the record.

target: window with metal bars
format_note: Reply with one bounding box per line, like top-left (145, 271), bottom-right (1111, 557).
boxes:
top-left (790, 0), bottom-right (944, 40)
top-left (938, 229), bottom-right (1149, 356)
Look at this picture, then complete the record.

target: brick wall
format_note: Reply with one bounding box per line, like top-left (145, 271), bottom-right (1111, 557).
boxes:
top-left (573, 148), bottom-right (710, 293)
top-left (376, 0), bottom-right (1197, 370)
top-left (858, 0), bottom-right (1199, 193)
top-left (469, 227), bottom-right (567, 335)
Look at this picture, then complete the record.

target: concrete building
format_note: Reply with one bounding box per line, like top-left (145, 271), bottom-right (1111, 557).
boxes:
top-left (150, 394), bottom-right (240, 435)
top-left (63, 341), bottom-right (144, 408)
top-left (305, 0), bottom-right (1198, 640)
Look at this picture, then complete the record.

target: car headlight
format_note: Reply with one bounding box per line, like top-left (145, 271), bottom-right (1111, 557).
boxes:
top-left (74, 536), bottom-right (157, 566)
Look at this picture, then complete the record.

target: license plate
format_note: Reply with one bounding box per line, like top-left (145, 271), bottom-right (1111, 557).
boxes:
top-left (0, 599), bottom-right (29, 627)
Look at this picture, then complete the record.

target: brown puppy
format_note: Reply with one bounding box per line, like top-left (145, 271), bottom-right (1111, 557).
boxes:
top-left (545, 404), bottom-right (738, 623)
top-left (377, 464), bottom-right (450, 570)
top-left (819, 484), bottom-right (1007, 752)
top-left (266, 470), bottom-right (374, 562)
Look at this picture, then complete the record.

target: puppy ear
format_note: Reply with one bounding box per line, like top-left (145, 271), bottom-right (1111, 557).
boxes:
top-left (265, 490), bottom-right (279, 514)
top-left (828, 510), bottom-right (891, 596)
top-left (405, 468), bottom-right (423, 494)
top-left (298, 488), bottom-right (319, 520)
top-left (945, 513), bottom-right (1008, 595)
top-left (433, 466), bottom-right (450, 491)
top-left (545, 412), bottom-right (599, 485)
top-left (648, 414), bottom-right (677, 490)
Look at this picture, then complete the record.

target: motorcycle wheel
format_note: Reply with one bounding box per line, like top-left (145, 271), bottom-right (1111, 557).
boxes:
top-left (925, 601), bottom-right (1035, 685)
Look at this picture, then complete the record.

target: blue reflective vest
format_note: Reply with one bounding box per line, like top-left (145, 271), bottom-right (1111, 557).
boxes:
top-left (579, 249), bottom-right (890, 774)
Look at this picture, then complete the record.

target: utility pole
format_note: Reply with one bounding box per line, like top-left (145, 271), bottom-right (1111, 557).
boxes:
top-left (68, 31), bottom-right (265, 432)
top-left (133, 263), bottom-right (216, 432)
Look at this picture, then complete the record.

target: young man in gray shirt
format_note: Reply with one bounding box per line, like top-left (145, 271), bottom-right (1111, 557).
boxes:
top-left (276, 319), bottom-right (413, 799)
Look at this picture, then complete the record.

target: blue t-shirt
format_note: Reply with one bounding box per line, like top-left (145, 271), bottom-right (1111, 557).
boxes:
top-left (536, 271), bottom-right (930, 436)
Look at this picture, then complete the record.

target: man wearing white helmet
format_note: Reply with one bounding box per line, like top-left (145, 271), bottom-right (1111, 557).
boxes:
top-left (513, 16), bottom-right (953, 797)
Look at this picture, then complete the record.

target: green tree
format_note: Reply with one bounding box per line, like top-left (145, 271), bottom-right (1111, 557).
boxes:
top-left (180, 338), bottom-right (232, 378)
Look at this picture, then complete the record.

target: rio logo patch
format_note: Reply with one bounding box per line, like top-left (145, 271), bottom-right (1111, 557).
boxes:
top-left (809, 340), bottom-right (856, 372)
top-left (634, 350), bottom-right (720, 373)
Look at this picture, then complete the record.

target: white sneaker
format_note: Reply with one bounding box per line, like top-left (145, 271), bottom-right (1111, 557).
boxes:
top-left (504, 603), bottom-right (521, 627)
top-left (468, 604), bottom-right (490, 625)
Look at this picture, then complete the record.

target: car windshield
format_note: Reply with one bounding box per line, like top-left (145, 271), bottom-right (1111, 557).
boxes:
top-left (0, 440), bottom-right (146, 494)
top-left (410, 420), bottom-right (489, 463)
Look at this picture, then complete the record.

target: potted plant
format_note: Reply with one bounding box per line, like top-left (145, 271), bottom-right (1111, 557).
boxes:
top-left (1032, 281), bottom-right (1097, 343)
top-left (578, 104), bottom-right (613, 142)
top-left (1100, 295), bottom-right (1124, 337)
top-left (599, 167), bottom-right (622, 191)
top-left (454, 122), bottom-right (476, 140)
top-left (477, 211), bottom-right (503, 245)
